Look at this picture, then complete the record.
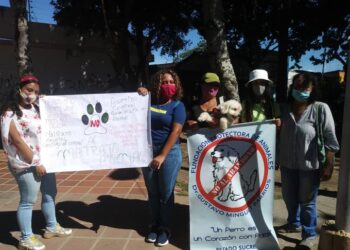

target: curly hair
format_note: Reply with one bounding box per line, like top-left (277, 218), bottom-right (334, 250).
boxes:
top-left (151, 69), bottom-right (183, 103)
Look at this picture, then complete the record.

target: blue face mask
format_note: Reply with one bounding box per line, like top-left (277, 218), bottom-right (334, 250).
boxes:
top-left (292, 89), bottom-right (310, 102)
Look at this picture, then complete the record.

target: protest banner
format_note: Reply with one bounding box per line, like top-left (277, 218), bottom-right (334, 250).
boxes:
top-left (188, 120), bottom-right (279, 250)
top-left (39, 92), bottom-right (152, 173)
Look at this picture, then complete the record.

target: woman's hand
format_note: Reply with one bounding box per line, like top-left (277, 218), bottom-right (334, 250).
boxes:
top-left (36, 165), bottom-right (47, 177)
top-left (185, 120), bottom-right (198, 130)
top-left (137, 87), bottom-right (149, 96)
top-left (207, 117), bottom-right (220, 128)
top-left (274, 118), bottom-right (282, 129)
top-left (150, 154), bottom-right (166, 170)
top-left (320, 161), bottom-right (333, 181)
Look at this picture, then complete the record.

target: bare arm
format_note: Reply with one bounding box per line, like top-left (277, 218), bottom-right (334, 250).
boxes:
top-left (9, 120), bottom-right (33, 164)
top-left (9, 120), bottom-right (46, 176)
top-left (150, 122), bottom-right (183, 169)
top-left (320, 103), bottom-right (339, 181)
top-left (320, 150), bottom-right (335, 181)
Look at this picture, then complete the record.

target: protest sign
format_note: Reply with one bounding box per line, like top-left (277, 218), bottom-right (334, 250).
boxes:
top-left (39, 92), bottom-right (152, 173)
top-left (188, 121), bottom-right (279, 250)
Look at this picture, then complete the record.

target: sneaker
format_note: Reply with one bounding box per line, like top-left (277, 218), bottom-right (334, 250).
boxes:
top-left (43, 223), bottom-right (72, 239)
top-left (156, 231), bottom-right (169, 247)
top-left (299, 236), bottom-right (317, 249)
top-left (18, 235), bottom-right (46, 250)
top-left (145, 231), bottom-right (157, 243)
top-left (276, 223), bottom-right (302, 233)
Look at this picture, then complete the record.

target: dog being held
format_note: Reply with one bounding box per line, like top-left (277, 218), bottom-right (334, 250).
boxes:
top-left (197, 108), bottom-right (220, 124)
top-left (217, 99), bottom-right (242, 130)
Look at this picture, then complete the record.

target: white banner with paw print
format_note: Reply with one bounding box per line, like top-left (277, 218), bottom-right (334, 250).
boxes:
top-left (39, 93), bottom-right (152, 173)
top-left (187, 120), bottom-right (279, 250)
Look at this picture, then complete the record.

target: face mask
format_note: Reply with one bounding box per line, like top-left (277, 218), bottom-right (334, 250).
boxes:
top-left (19, 90), bottom-right (38, 104)
top-left (292, 89), bottom-right (310, 102)
top-left (160, 84), bottom-right (176, 100)
top-left (201, 85), bottom-right (219, 98)
top-left (252, 84), bottom-right (266, 96)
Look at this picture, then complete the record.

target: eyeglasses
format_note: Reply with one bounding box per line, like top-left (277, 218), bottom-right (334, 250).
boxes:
top-left (161, 80), bottom-right (175, 84)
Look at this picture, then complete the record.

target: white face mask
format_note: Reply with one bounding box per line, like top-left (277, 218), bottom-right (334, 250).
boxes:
top-left (252, 84), bottom-right (266, 96)
top-left (19, 90), bottom-right (38, 104)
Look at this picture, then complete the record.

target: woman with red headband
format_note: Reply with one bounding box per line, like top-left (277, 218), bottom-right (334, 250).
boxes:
top-left (0, 74), bottom-right (72, 250)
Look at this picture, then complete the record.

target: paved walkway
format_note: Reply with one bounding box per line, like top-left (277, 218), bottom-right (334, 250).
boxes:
top-left (0, 150), bottom-right (338, 250)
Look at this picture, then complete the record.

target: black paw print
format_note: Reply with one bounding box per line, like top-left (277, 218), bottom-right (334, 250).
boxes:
top-left (82, 102), bottom-right (109, 134)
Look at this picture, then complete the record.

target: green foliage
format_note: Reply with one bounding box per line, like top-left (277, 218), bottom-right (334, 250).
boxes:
top-left (173, 39), bottom-right (206, 62)
top-left (50, 0), bottom-right (349, 76)
top-left (310, 15), bottom-right (350, 69)
top-left (51, 0), bottom-right (194, 60)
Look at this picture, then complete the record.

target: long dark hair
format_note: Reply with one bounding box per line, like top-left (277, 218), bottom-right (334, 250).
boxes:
top-left (287, 73), bottom-right (319, 104)
top-left (244, 80), bottom-right (275, 122)
top-left (151, 69), bottom-right (183, 104)
top-left (1, 79), bottom-right (40, 118)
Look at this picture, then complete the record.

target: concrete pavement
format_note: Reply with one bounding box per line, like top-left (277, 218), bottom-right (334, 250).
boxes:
top-left (0, 150), bottom-right (338, 250)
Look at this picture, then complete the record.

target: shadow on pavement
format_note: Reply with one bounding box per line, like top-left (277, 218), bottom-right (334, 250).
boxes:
top-left (56, 195), bottom-right (190, 249)
top-left (275, 232), bottom-right (300, 245)
top-left (282, 246), bottom-right (312, 250)
top-left (0, 210), bottom-right (63, 248)
top-left (318, 189), bottom-right (337, 198)
top-left (0, 211), bottom-right (19, 248)
top-left (108, 168), bottom-right (141, 180)
top-left (318, 210), bottom-right (335, 221)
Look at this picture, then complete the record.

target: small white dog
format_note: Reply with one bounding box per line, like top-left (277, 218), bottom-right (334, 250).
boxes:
top-left (217, 100), bottom-right (242, 130)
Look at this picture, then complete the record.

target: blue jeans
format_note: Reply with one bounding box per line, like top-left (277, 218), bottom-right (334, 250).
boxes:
top-left (142, 143), bottom-right (182, 232)
top-left (11, 167), bottom-right (58, 240)
top-left (280, 167), bottom-right (320, 239)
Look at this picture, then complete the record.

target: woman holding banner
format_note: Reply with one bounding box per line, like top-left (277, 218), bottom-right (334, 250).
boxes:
top-left (186, 72), bottom-right (222, 129)
top-left (137, 69), bottom-right (186, 247)
top-left (240, 69), bottom-right (280, 123)
top-left (277, 72), bottom-right (339, 248)
top-left (0, 74), bottom-right (72, 250)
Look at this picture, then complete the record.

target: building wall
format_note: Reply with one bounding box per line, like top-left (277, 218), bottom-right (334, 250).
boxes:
top-left (0, 6), bottom-right (136, 99)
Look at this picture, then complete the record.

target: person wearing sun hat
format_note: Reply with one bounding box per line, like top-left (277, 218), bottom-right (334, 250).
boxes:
top-left (240, 69), bottom-right (280, 123)
top-left (186, 72), bottom-right (224, 129)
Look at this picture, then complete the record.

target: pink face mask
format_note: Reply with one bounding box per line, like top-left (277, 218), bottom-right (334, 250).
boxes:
top-left (201, 84), bottom-right (219, 98)
top-left (160, 84), bottom-right (176, 100)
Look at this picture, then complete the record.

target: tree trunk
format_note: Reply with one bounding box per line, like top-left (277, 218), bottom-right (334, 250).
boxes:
top-left (135, 25), bottom-right (150, 85)
top-left (101, 0), bottom-right (135, 90)
top-left (201, 0), bottom-right (240, 101)
top-left (276, 0), bottom-right (290, 103)
top-left (11, 0), bottom-right (31, 77)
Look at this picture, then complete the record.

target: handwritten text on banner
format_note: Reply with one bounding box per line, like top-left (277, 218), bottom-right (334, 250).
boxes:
top-left (40, 92), bottom-right (152, 173)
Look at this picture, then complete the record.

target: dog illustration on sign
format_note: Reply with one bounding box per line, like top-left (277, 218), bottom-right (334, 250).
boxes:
top-left (211, 143), bottom-right (257, 202)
